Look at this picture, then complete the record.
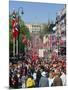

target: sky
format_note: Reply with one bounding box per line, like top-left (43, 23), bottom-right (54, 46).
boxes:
top-left (9, 1), bottom-right (65, 24)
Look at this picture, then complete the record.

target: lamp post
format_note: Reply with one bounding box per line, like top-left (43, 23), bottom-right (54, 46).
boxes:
top-left (16, 7), bottom-right (24, 60)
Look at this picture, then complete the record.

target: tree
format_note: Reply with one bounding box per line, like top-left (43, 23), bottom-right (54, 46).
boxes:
top-left (39, 24), bottom-right (49, 40)
top-left (9, 13), bottom-right (31, 55)
top-left (39, 22), bottom-right (55, 40)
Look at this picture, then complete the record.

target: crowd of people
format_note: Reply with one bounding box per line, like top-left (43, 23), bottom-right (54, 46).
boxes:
top-left (9, 56), bottom-right (66, 88)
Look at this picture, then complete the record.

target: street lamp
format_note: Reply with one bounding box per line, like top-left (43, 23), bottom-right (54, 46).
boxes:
top-left (16, 7), bottom-right (24, 60)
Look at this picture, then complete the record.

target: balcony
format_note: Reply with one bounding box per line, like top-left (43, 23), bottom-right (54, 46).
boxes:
top-left (56, 16), bottom-right (60, 23)
top-left (61, 25), bottom-right (66, 31)
top-left (56, 8), bottom-right (66, 24)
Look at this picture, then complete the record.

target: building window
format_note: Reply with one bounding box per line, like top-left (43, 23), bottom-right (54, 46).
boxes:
top-left (60, 47), bottom-right (66, 55)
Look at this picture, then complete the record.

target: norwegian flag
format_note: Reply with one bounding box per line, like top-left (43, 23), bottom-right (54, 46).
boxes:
top-left (12, 11), bottom-right (16, 28)
top-left (13, 21), bottom-right (19, 39)
top-left (12, 11), bottom-right (19, 39)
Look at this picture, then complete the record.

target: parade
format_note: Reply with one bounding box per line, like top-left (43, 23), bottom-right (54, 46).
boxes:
top-left (9, 1), bottom-right (66, 89)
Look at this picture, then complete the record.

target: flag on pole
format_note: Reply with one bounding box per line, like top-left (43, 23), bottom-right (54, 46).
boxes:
top-left (12, 11), bottom-right (19, 39)
top-left (12, 10), bottom-right (16, 28)
top-left (13, 19), bottom-right (19, 39)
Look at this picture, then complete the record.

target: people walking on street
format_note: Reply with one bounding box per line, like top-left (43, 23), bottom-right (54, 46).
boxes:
top-left (35, 66), bottom-right (41, 87)
top-left (39, 71), bottom-right (49, 87)
top-left (48, 71), bottom-right (54, 86)
top-left (52, 70), bottom-right (63, 86)
top-left (25, 74), bottom-right (35, 88)
top-left (60, 70), bottom-right (66, 86)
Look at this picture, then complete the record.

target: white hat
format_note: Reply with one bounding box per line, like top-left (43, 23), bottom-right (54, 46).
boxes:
top-left (41, 71), bottom-right (46, 77)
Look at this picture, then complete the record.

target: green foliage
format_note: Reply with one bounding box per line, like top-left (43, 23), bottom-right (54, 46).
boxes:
top-left (19, 33), bottom-right (25, 53)
top-left (39, 23), bottom-right (54, 40)
top-left (9, 14), bottom-right (31, 54)
top-left (9, 15), bottom-right (12, 30)
top-left (9, 29), bottom-right (13, 54)
top-left (48, 24), bottom-right (55, 33)
top-left (43, 24), bottom-right (49, 34)
top-left (39, 24), bottom-right (49, 40)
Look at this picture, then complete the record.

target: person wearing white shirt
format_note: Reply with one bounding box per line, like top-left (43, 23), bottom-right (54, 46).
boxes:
top-left (48, 71), bottom-right (54, 86)
top-left (60, 70), bottom-right (66, 86)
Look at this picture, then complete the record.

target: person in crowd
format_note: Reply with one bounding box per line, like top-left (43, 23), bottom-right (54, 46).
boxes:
top-left (35, 66), bottom-right (41, 87)
top-left (13, 74), bottom-right (18, 88)
top-left (25, 74), bottom-right (35, 88)
top-left (33, 72), bottom-right (37, 81)
top-left (52, 70), bottom-right (63, 86)
top-left (21, 72), bottom-right (26, 88)
top-left (48, 71), bottom-right (54, 86)
top-left (60, 70), bottom-right (66, 86)
top-left (39, 71), bottom-right (49, 87)
top-left (9, 54), bottom-right (66, 88)
top-left (32, 71), bottom-right (37, 87)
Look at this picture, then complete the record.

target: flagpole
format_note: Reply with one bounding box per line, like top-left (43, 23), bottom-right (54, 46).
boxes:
top-left (12, 10), bottom-right (16, 60)
top-left (13, 37), bottom-right (15, 59)
top-left (16, 38), bottom-right (18, 56)
top-left (17, 7), bottom-right (24, 61)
